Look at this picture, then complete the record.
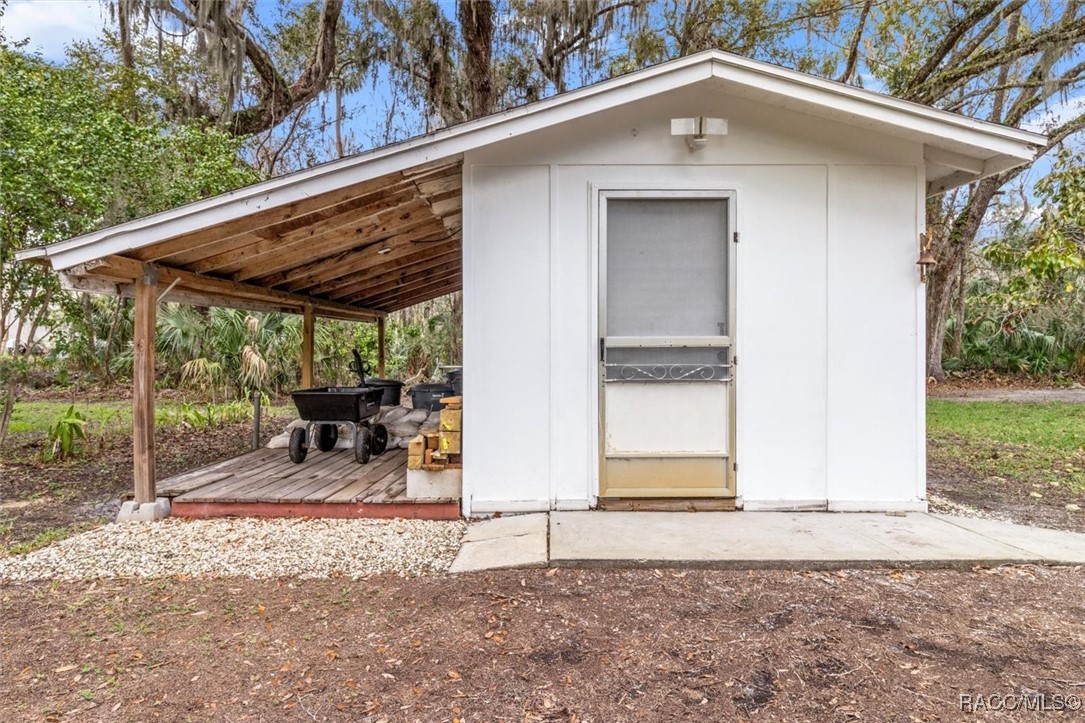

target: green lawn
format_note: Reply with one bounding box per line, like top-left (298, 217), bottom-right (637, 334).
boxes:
top-left (927, 400), bottom-right (1085, 493)
top-left (7, 399), bottom-right (295, 436)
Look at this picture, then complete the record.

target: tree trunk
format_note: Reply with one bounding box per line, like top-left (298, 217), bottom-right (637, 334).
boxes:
top-left (926, 179), bottom-right (1000, 379)
top-left (948, 252), bottom-right (967, 359)
top-left (458, 0), bottom-right (495, 119)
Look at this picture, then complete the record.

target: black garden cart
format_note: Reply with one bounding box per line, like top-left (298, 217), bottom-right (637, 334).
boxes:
top-left (288, 386), bottom-right (388, 464)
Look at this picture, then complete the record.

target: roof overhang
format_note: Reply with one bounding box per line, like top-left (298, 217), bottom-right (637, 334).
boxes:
top-left (19, 49), bottom-right (1045, 317)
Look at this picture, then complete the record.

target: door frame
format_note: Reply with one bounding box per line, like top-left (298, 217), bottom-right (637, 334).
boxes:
top-left (592, 186), bottom-right (738, 500)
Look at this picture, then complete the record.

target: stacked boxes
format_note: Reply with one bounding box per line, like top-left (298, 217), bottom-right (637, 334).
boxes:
top-left (406, 396), bottom-right (463, 500)
top-left (407, 396), bottom-right (462, 471)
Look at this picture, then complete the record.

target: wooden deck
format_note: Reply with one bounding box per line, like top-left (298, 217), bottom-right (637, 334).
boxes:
top-left (159, 447), bottom-right (460, 520)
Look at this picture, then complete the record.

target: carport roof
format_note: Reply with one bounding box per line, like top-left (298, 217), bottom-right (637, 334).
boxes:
top-left (19, 49), bottom-right (1046, 318)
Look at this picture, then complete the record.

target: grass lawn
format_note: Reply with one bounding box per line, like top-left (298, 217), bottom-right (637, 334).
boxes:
top-left (927, 400), bottom-right (1085, 493)
top-left (7, 398), bottom-right (295, 436)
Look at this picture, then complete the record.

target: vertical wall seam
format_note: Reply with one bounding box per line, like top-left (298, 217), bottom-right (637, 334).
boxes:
top-left (548, 163), bottom-right (558, 510)
top-left (825, 164), bottom-right (832, 505)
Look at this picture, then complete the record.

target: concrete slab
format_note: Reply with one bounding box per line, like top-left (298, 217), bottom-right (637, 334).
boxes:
top-left (462, 513), bottom-right (547, 543)
top-left (450, 513), bottom-right (548, 573)
top-left (549, 512), bottom-right (1085, 569)
top-left (932, 515), bottom-right (1085, 564)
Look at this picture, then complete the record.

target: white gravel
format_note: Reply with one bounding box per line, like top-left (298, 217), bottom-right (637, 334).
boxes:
top-left (0, 517), bottom-right (466, 582)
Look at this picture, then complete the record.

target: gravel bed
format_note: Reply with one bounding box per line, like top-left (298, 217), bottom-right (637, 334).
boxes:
top-left (0, 517), bottom-right (466, 581)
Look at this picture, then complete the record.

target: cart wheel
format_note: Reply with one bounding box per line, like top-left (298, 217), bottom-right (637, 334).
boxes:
top-left (288, 427), bottom-right (307, 464)
top-left (371, 423), bottom-right (388, 455)
top-left (354, 426), bottom-right (372, 464)
top-left (316, 423), bottom-right (338, 452)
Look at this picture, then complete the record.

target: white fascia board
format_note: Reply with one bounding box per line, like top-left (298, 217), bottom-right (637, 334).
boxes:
top-left (27, 61), bottom-right (714, 272)
top-left (708, 54), bottom-right (1044, 153)
top-left (711, 61), bottom-right (1041, 160)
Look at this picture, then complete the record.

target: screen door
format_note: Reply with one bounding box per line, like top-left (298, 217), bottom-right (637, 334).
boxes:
top-left (599, 192), bottom-right (735, 498)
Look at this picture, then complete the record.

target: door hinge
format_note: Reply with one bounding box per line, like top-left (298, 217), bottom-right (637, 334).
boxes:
top-left (732, 355), bottom-right (738, 367)
top-left (733, 462), bottom-right (738, 472)
top-left (732, 231), bottom-right (740, 243)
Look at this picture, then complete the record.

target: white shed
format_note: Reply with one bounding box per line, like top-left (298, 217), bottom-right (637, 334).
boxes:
top-left (20, 50), bottom-right (1044, 518)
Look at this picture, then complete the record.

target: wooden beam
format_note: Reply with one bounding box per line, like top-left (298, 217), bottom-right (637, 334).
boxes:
top-left (70, 255), bottom-right (381, 322)
top-left (301, 305), bottom-right (315, 389)
top-left (377, 316), bottom-right (386, 378)
top-left (133, 267), bottom-right (157, 504)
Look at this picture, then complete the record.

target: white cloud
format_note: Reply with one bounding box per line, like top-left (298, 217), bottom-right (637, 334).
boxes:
top-left (2, 0), bottom-right (106, 61)
top-left (1022, 93), bottom-right (1085, 133)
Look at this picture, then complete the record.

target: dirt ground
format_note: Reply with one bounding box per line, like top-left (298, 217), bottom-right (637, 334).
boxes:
top-left (0, 412), bottom-right (291, 552)
top-left (928, 437), bottom-right (1085, 534)
top-left (929, 388), bottom-right (1085, 403)
top-left (1, 567), bottom-right (1083, 722)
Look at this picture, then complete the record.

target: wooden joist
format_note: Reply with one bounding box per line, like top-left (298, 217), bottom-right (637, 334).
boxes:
top-left (235, 200), bottom-right (438, 283)
top-left (311, 248), bottom-right (461, 299)
top-left (320, 250), bottom-right (461, 300)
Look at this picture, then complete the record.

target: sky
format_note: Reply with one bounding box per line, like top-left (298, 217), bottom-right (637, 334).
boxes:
top-left (2, 0), bottom-right (106, 61)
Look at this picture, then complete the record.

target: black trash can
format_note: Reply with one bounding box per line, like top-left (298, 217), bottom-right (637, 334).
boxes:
top-left (365, 378), bottom-right (405, 406)
top-left (444, 367), bottom-right (463, 395)
top-left (408, 383), bottom-right (455, 411)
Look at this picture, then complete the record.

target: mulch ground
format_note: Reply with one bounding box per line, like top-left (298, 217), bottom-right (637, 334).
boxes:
top-left (1, 567), bottom-right (1083, 721)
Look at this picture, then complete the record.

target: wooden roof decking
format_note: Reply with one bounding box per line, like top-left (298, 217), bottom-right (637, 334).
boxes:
top-left (60, 157), bottom-right (463, 318)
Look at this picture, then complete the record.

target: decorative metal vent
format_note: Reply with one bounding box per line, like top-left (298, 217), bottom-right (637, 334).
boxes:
top-left (604, 346), bottom-right (730, 383)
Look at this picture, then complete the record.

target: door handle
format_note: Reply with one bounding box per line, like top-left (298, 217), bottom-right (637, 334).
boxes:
top-left (599, 338), bottom-right (606, 362)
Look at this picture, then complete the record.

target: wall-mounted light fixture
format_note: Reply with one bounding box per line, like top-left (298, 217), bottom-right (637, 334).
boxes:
top-left (917, 233), bottom-right (937, 282)
top-left (671, 117), bottom-right (728, 151)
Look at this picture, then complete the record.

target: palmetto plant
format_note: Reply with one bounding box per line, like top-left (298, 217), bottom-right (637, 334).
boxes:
top-left (155, 305), bottom-right (301, 398)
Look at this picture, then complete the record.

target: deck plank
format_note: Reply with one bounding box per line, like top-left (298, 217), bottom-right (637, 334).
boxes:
top-left (176, 452), bottom-right (306, 502)
top-left (324, 450), bottom-right (407, 503)
top-left (293, 449), bottom-right (405, 503)
top-left (356, 462), bottom-right (407, 504)
top-left (254, 451), bottom-right (366, 503)
top-left (158, 449), bottom-right (275, 496)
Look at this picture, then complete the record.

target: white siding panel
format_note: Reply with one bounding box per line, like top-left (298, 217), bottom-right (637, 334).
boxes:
top-left (463, 165), bottom-right (551, 511)
top-left (827, 165), bottom-right (922, 506)
top-left (736, 165), bottom-right (828, 507)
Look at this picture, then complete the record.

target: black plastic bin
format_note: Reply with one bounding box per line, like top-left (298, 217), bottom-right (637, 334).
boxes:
top-left (408, 383), bottom-right (455, 411)
top-left (444, 368), bottom-right (463, 395)
top-left (364, 378), bottom-right (405, 406)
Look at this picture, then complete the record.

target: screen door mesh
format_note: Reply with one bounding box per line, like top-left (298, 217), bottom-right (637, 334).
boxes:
top-left (606, 198), bottom-right (728, 337)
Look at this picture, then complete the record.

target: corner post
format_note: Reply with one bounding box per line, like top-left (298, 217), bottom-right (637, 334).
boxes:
top-left (132, 265), bottom-right (158, 505)
top-left (301, 304), bottom-right (315, 388)
top-left (377, 316), bottom-right (386, 378)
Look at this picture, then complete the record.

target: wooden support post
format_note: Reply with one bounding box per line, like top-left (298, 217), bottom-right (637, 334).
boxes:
top-left (301, 304), bottom-right (314, 389)
top-left (133, 267), bottom-right (158, 504)
top-left (377, 316), bottom-right (386, 378)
